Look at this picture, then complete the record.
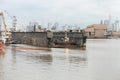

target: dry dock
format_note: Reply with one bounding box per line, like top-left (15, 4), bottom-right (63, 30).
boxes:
top-left (11, 32), bottom-right (87, 48)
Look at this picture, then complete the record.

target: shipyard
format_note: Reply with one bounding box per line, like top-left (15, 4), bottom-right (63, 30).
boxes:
top-left (1, 0), bottom-right (120, 80)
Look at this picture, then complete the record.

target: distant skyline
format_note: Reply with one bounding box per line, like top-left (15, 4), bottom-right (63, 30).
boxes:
top-left (1, 0), bottom-right (120, 30)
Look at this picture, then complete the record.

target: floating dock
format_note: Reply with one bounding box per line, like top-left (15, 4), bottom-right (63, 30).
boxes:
top-left (11, 31), bottom-right (87, 48)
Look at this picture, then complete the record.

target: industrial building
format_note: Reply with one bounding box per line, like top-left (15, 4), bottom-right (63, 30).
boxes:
top-left (84, 24), bottom-right (107, 38)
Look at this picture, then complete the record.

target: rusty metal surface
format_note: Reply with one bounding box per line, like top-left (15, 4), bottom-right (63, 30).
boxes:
top-left (52, 32), bottom-right (86, 48)
top-left (12, 32), bottom-right (48, 47)
top-left (11, 32), bottom-right (86, 48)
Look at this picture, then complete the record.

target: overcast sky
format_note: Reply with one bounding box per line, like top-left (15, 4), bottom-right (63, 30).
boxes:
top-left (0, 0), bottom-right (120, 30)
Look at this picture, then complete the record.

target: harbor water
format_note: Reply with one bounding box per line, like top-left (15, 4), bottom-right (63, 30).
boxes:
top-left (0, 39), bottom-right (120, 80)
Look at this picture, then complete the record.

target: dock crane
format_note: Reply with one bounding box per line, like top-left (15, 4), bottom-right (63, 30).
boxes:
top-left (0, 12), bottom-right (11, 44)
top-left (4, 10), bottom-right (17, 32)
top-left (0, 12), bottom-right (7, 34)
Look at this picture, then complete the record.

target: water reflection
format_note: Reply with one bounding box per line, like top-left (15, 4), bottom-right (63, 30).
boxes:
top-left (1, 40), bottom-right (120, 80)
top-left (65, 48), bottom-right (69, 60)
top-left (31, 54), bottom-right (53, 62)
top-left (11, 50), bottom-right (17, 68)
top-left (69, 56), bottom-right (87, 63)
top-left (0, 50), bottom-right (5, 80)
top-left (11, 44), bottom-right (17, 64)
top-left (0, 50), bottom-right (5, 55)
top-left (10, 44), bottom-right (53, 63)
top-left (40, 54), bottom-right (52, 62)
top-left (12, 50), bottom-right (53, 64)
top-left (0, 50), bottom-right (5, 57)
top-left (65, 48), bottom-right (87, 64)
top-left (0, 64), bottom-right (4, 80)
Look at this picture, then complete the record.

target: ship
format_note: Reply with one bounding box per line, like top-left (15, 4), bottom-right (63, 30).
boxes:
top-left (0, 33), bottom-right (5, 50)
top-left (0, 32), bottom-right (9, 50)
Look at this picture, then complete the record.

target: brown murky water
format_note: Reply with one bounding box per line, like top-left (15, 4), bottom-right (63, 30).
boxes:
top-left (0, 39), bottom-right (120, 80)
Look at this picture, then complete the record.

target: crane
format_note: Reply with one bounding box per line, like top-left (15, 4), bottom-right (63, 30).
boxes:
top-left (0, 12), bottom-right (10, 44)
top-left (0, 12), bottom-right (7, 34)
top-left (4, 10), bottom-right (17, 32)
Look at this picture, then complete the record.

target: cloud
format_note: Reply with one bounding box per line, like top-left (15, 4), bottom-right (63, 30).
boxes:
top-left (0, 0), bottom-right (120, 29)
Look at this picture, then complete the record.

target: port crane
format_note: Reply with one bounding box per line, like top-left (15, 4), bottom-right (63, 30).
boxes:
top-left (0, 12), bottom-right (7, 34)
top-left (4, 10), bottom-right (17, 32)
top-left (0, 12), bottom-right (10, 44)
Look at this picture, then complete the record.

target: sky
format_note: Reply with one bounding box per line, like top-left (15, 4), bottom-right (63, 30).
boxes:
top-left (0, 0), bottom-right (120, 30)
